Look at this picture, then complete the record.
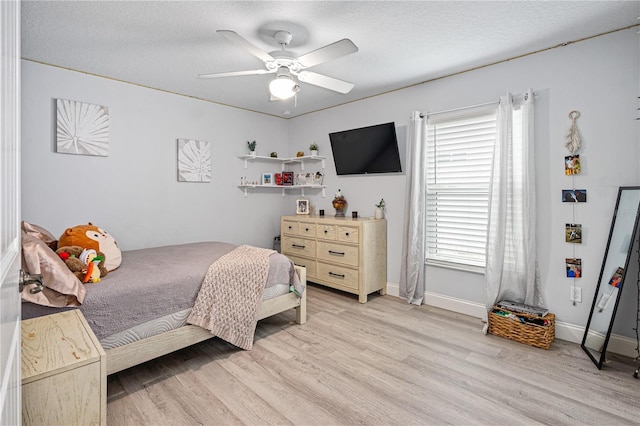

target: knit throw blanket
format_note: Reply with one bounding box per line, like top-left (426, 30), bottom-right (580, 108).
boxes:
top-left (187, 245), bottom-right (275, 350)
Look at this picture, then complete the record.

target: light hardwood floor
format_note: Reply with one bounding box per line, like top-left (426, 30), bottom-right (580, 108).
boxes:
top-left (107, 284), bottom-right (640, 425)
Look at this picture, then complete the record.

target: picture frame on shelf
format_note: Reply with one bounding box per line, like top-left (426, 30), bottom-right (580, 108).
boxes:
top-left (282, 171), bottom-right (293, 186)
top-left (261, 172), bottom-right (274, 186)
top-left (296, 199), bottom-right (310, 215)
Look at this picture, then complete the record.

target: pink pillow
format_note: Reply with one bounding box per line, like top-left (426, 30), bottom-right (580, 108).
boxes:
top-left (21, 221), bottom-right (57, 249)
top-left (21, 232), bottom-right (85, 307)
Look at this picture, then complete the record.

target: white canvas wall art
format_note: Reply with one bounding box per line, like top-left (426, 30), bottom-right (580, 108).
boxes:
top-left (56, 98), bottom-right (109, 156)
top-left (177, 138), bottom-right (212, 182)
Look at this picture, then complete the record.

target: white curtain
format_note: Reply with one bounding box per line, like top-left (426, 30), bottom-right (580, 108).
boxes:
top-left (484, 89), bottom-right (541, 328)
top-left (399, 111), bottom-right (427, 305)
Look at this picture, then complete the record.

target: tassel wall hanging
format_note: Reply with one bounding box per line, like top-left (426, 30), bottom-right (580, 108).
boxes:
top-left (565, 110), bottom-right (581, 154)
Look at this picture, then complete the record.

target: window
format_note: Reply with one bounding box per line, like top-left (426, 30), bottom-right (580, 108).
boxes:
top-left (425, 105), bottom-right (497, 269)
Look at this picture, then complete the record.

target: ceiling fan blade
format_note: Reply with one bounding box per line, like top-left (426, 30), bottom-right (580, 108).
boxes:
top-left (217, 30), bottom-right (274, 63)
top-left (198, 69), bottom-right (272, 78)
top-left (297, 39), bottom-right (358, 68)
top-left (298, 71), bottom-right (355, 94)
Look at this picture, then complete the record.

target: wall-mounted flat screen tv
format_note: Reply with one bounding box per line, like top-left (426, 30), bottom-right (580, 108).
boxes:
top-left (329, 122), bottom-right (402, 175)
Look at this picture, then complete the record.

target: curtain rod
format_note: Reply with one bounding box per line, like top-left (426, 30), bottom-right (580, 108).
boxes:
top-left (419, 100), bottom-right (499, 119)
top-left (419, 91), bottom-right (537, 118)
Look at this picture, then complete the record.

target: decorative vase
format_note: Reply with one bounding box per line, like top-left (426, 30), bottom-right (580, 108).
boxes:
top-left (375, 207), bottom-right (384, 219)
top-left (249, 151), bottom-right (256, 157)
top-left (333, 195), bottom-right (347, 217)
top-left (310, 150), bottom-right (318, 157)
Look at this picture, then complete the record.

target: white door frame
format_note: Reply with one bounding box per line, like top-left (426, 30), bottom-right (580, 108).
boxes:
top-left (0, 0), bottom-right (22, 424)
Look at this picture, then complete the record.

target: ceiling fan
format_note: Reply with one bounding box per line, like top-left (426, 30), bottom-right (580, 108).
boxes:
top-left (199, 30), bottom-right (358, 101)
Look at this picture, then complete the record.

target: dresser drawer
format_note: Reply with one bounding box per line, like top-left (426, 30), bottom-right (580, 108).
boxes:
top-left (297, 222), bottom-right (317, 238)
top-left (338, 226), bottom-right (359, 243)
top-left (285, 254), bottom-right (317, 278)
top-left (282, 237), bottom-right (316, 258)
top-left (317, 262), bottom-right (359, 290)
top-left (317, 224), bottom-right (337, 240)
top-left (317, 241), bottom-right (359, 267)
top-left (282, 220), bottom-right (299, 235)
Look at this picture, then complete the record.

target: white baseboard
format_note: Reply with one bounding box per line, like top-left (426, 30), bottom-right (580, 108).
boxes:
top-left (424, 291), bottom-right (487, 319)
top-left (385, 283), bottom-right (638, 358)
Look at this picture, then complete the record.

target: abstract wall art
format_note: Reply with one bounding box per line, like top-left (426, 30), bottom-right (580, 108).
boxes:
top-left (177, 138), bottom-right (212, 182)
top-left (56, 98), bottom-right (109, 156)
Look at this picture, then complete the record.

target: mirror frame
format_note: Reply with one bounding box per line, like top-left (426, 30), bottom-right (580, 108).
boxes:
top-left (581, 186), bottom-right (640, 369)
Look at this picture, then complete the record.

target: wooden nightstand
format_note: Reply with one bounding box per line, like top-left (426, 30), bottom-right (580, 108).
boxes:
top-left (21, 309), bottom-right (106, 426)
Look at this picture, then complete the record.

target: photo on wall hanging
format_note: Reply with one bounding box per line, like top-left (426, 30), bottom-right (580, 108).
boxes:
top-left (566, 258), bottom-right (582, 278)
top-left (565, 223), bottom-right (582, 244)
top-left (562, 189), bottom-right (587, 203)
top-left (55, 98), bottom-right (109, 156)
top-left (177, 138), bottom-right (212, 182)
top-left (608, 267), bottom-right (624, 288)
top-left (564, 155), bottom-right (581, 175)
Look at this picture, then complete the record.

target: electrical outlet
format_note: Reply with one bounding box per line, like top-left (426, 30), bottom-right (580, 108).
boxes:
top-left (570, 286), bottom-right (582, 303)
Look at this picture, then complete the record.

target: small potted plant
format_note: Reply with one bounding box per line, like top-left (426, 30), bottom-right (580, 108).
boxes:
top-left (309, 142), bottom-right (319, 156)
top-left (375, 198), bottom-right (385, 219)
top-left (247, 140), bottom-right (257, 157)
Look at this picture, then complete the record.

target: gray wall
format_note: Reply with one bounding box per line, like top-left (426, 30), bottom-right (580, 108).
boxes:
top-left (22, 61), bottom-right (290, 251)
top-left (21, 28), bottom-right (639, 335)
top-left (288, 29), bottom-right (640, 331)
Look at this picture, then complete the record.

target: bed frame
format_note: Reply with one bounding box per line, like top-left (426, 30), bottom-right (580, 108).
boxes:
top-left (105, 266), bottom-right (307, 375)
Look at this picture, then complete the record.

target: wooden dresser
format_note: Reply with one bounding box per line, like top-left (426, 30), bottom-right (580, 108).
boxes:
top-left (281, 214), bottom-right (387, 303)
top-left (21, 309), bottom-right (106, 426)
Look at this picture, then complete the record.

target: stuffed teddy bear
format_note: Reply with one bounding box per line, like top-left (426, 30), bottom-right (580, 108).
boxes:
top-left (58, 223), bottom-right (121, 272)
top-left (79, 249), bottom-right (105, 283)
top-left (55, 246), bottom-right (86, 281)
top-left (56, 245), bottom-right (108, 283)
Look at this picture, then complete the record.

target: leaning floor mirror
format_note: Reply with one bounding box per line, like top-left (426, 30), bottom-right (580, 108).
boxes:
top-left (581, 186), bottom-right (640, 369)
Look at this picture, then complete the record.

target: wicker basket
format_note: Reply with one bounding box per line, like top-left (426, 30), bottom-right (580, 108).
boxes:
top-left (488, 306), bottom-right (555, 350)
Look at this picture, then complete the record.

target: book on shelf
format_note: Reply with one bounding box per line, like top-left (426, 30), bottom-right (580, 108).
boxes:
top-left (496, 300), bottom-right (549, 317)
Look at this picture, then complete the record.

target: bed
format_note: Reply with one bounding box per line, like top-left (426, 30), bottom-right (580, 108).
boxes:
top-left (20, 227), bottom-right (306, 376)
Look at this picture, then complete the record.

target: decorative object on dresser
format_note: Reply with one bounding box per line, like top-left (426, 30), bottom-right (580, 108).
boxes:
top-left (332, 189), bottom-right (347, 217)
top-left (281, 214), bottom-right (387, 303)
top-left (296, 199), bottom-right (309, 215)
top-left (22, 310), bottom-right (106, 425)
top-left (375, 198), bottom-right (386, 219)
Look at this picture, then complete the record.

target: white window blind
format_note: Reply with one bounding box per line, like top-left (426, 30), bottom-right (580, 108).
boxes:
top-left (426, 106), bottom-right (497, 268)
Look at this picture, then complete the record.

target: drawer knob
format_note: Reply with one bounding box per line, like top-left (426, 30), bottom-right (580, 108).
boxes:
top-left (345, 232), bottom-right (349, 236)
top-left (324, 230), bottom-right (328, 234)
top-left (328, 250), bottom-right (345, 256)
top-left (305, 227), bottom-right (309, 231)
top-left (329, 272), bottom-right (345, 278)
top-left (288, 226), bottom-right (292, 229)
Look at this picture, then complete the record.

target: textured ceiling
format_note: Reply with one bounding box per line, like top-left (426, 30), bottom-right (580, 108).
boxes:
top-left (21, 1), bottom-right (639, 118)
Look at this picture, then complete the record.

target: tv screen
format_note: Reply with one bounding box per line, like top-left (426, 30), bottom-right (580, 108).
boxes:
top-left (329, 122), bottom-right (402, 175)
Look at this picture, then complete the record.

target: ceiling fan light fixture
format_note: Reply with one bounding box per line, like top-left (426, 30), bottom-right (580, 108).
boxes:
top-left (269, 66), bottom-right (300, 100)
top-left (269, 75), bottom-right (300, 100)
